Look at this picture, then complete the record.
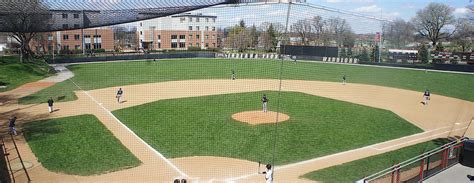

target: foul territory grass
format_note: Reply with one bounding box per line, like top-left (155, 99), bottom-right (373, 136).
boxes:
top-left (0, 56), bottom-right (52, 92)
top-left (23, 115), bottom-right (141, 175)
top-left (19, 59), bottom-right (474, 104)
top-left (302, 139), bottom-right (450, 183)
top-left (113, 91), bottom-right (422, 165)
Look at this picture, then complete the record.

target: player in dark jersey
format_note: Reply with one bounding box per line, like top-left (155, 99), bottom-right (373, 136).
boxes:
top-left (423, 89), bottom-right (430, 105)
top-left (231, 69), bottom-right (236, 80)
top-left (116, 88), bottom-right (123, 103)
top-left (262, 94), bottom-right (269, 112)
top-left (342, 74), bottom-right (346, 85)
top-left (48, 97), bottom-right (54, 113)
top-left (8, 116), bottom-right (17, 136)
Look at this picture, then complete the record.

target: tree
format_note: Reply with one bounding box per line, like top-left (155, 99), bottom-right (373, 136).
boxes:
top-left (339, 47), bottom-right (346, 62)
top-left (412, 2), bottom-right (456, 46)
top-left (291, 19), bottom-right (312, 45)
top-left (418, 43), bottom-right (429, 63)
top-left (249, 25), bottom-right (259, 48)
top-left (383, 19), bottom-right (415, 48)
top-left (358, 47), bottom-right (370, 62)
top-left (239, 20), bottom-right (246, 28)
top-left (347, 47), bottom-right (353, 58)
top-left (451, 18), bottom-right (473, 52)
top-left (327, 17), bottom-right (351, 47)
top-left (0, 0), bottom-right (51, 60)
top-left (435, 42), bottom-right (444, 51)
top-left (310, 16), bottom-right (327, 46)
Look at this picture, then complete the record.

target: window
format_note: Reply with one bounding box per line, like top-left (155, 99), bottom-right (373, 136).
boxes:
top-left (140, 22), bottom-right (142, 27)
top-left (188, 26), bottom-right (193, 31)
top-left (196, 35), bottom-right (200, 39)
top-left (140, 31), bottom-right (142, 35)
top-left (85, 43), bottom-right (91, 49)
top-left (179, 42), bottom-right (185, 48)
top-left (171, 42), bottom-right (178, 48)
top-left (157, 35), bottom-right (161, 40)
top-left (196, 43), bottom-right (200, 47)
top-left (158, 43), bottom-right (161, 48)
top-left (93, 35), bottom-right (101, 38)
top-left (180, 17), bottom-right (185, 23)
top-left (47, 34), bottom-right (53, 41)
top-left (212, 18), bottom-right (216, 22)
top-left (212, 27), bottom-right (216, 31)
top-left (189, 17), bottom-right (193, 22)
top-left (63, 35), bottom-right (69, 40)
top-left (205, 43), bottom-right (209, 47)
top-left (94, 43), bottom-right (102, 49)
top-left (62, 13), bottom-right (68, 19)
top-left (63, 45), bottom-right (69, 50)
top-left (179, 35), bottom-right (185, 39)
top-left (206, 18), bottom-right (209, 22)
top-left (62, 24), bottom-right (69, 29)
top-left (74, 24), bottom-right (80, 29)
top-left (171, 35), bottom-right (178, 39)
top-left (73, 14), bottom-right (79, 18)
top-left (48, 45), bottom-right (53, 51)
top-left (196, 18), bottom-right (200, 22)
top-left (84, 35), bottom-right (91, 38)
top-left (212, 43), bottom-right (216, 47)
top-left (74, 35), bottom-right (80, 40)
top-left (75, 45), bottom-right (81, 49)
top-left (189, 34), bottom-right (193, 39)
top-left (205, 35), bottom-right (209, 39)
top-left (196, 26), bottom-right (200, 31)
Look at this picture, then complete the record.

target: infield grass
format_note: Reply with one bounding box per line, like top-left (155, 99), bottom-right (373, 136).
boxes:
top-left (113, 91), bottom-right (422, 165)
top-left (23, 115), bottom-right (141, 175)
top-left (18, 59), bottom-right (474, 104)
top-left (302, 138), bottom-right (451, 183)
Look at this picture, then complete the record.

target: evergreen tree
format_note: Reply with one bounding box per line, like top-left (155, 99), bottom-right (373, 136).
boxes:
top-left (435, 42), bottom-right (444, 52)
top-left (249, 25), bottom-right (259, 48)
top-left (370, 45), bottom-right (380, 62)
top-left (418, 43), bottom-right (430, 63)
top-left (239, 20), bottom-right (246, 28)
top-left (347, 47), bottom-right (353, 58)
top-left (359, 47), bottom-right (370, 62)
top-left (340, 48), bottom-right (347, 58)
top-left (266, 23), bottom-right (278, 51)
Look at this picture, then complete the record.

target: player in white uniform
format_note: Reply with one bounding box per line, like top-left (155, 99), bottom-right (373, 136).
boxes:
top-left (263, 164), bottom-right (273, 183)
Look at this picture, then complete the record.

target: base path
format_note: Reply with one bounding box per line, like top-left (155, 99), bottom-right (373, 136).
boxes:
top-left (1, 79), bottom-right (473, 182)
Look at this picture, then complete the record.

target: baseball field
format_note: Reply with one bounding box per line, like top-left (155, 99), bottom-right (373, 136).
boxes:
top-left (1, 58), bottom-right (473, 182)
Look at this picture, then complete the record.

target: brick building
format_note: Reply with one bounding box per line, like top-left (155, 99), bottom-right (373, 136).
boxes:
top-left (31, 28), bottom-right (114, 54)
top-left (137, 13), bottom-right (218, 50)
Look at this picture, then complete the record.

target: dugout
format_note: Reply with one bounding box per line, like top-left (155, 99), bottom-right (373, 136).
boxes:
top-left (280, 45), bottom-right (338, 60)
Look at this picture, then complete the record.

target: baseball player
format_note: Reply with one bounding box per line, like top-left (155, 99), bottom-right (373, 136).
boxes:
top-left (8, 116), bottom-right (17, 136)
top-left (116, 88), bottom-right (123, 103)
top-left (47, 97), bottom-right (54, 113)
top-left (342, 74), bottom-right (346, 85)
top-left (231, 69), bottom-right (236, 80)
top-left (292, 55), bottom-right (297, 64)
top-left (262, 164), bottom-right (273, 183)
top-left (423, 89), bottom-right (430, 105)
top-left (262, 94), bottom-right (269, 112)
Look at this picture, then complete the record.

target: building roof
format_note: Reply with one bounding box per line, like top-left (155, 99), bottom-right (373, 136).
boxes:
top-left (171, 13), bottom-right (217, 19)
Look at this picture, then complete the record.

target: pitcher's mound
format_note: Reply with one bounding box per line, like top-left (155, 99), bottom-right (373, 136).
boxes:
top-left (232, 111), bottom-right (290, 125)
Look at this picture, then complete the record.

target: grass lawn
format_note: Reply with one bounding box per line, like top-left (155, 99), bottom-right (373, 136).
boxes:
top-left (19, 59), bottom-right (474, 104)
top-left (23, 115), bottom-right (141, 175)
top-left (0, 56), bottom-right (52, 92)
top-left (302, 139), bottom-right (451, 183)
top-left (113, 91), bottom-right (422, 165)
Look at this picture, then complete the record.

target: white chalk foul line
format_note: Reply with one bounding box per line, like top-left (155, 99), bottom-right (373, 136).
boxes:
top-left (69, 79), bottom-right (188, 178)
top-left (225, 125), bottom-right (464, 182)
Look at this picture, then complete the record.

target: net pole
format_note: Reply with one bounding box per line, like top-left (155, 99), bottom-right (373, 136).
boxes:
top-left (271, 0), bottom-right (292, 177)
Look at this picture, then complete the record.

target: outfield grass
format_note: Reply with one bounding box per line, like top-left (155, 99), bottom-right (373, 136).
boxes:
top-left (18, 59), bottom-right (474, 104)
top-left (113, 91), bottom-right (422, 165)
top-left (302, 139), bottom-right (450, 183)
top-left (23, 115), bottom-right (141, 175)
top-left (0, 56), bottom-right (52, 92)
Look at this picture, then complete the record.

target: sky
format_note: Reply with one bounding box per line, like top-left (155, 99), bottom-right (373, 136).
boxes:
top-left (186, 0), bottom-right (473, 34)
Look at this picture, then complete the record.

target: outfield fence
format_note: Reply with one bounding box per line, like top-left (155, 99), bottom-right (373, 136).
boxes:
top-left (359, 137), bottom-right (467, 183)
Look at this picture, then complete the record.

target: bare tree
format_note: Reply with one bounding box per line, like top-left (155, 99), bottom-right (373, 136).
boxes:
top-left (291, 19), bottom-right (312, 45)
top-left (412, 2), bottom-right (456, 46)
top-left (450, 18), bottom-right (474, 52)
top-left (310, 16), bottom-right (327, 46)
top-left (0, 0), bottom-right (51, 60)
top-left (468, 5), bottom-right (474, 23)
top-left (383, 19), bottom-right (415, 48)
top-left (326, 17), bottom-right (351, 47)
